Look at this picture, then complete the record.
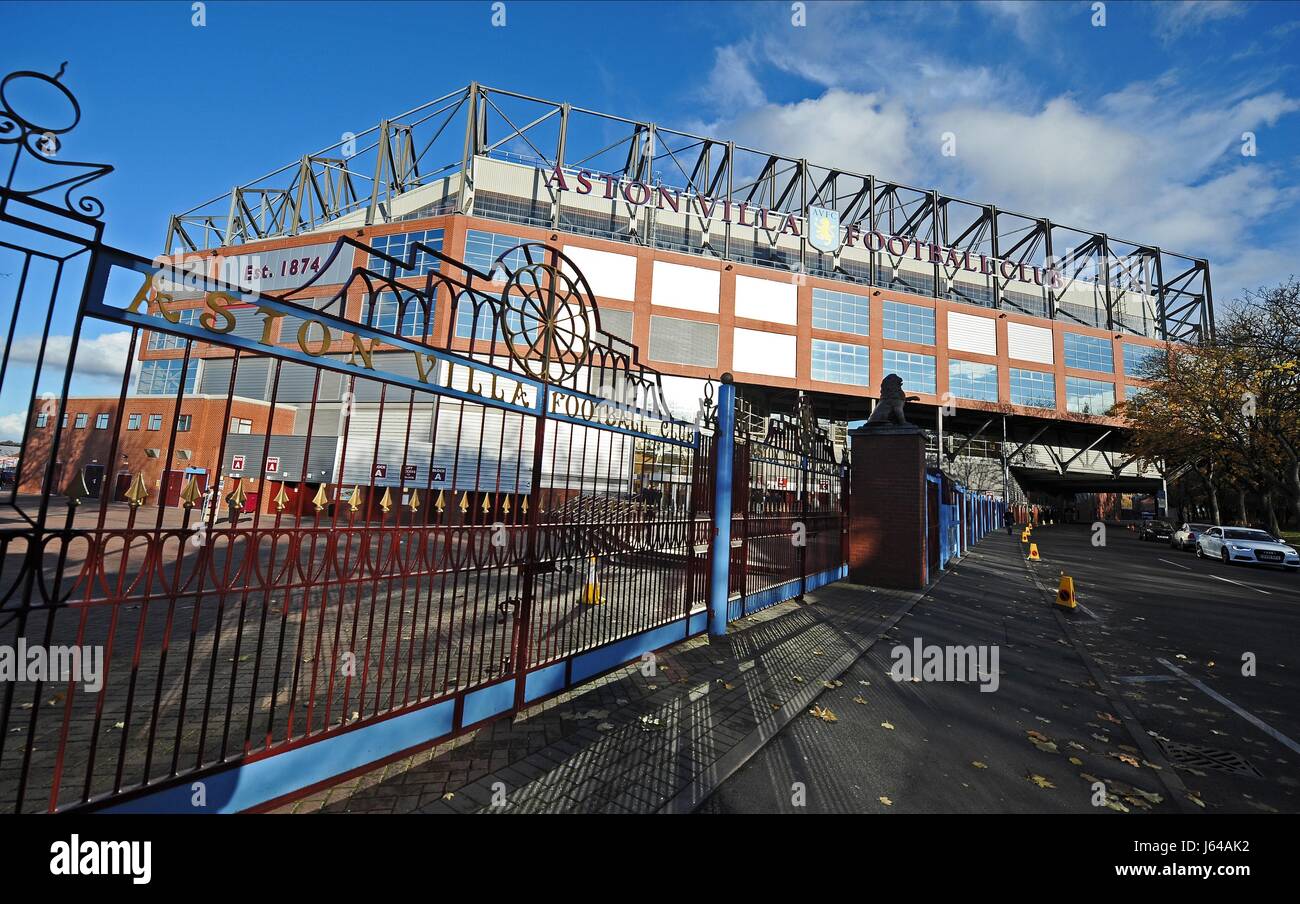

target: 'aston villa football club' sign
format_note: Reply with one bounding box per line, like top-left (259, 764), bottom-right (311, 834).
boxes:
top-left (807, 206), bottom-right (840, 254)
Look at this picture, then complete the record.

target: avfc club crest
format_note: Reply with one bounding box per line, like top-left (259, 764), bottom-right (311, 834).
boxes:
top-left (807, 206), bottom-right (840, 254)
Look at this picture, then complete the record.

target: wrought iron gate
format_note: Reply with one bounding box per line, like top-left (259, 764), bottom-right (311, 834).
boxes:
top-left (0, 66), bottom-right (845, 813)
top-left (725, 392), bottom-right (849, 621)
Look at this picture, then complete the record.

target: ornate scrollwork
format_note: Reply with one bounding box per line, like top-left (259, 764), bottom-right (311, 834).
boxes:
top-left (500, 261), bottom-right (590, 383)
top-left (0, 64), bottom-right (112, 219)
top-left (696, 379), bottom-right (717, 431)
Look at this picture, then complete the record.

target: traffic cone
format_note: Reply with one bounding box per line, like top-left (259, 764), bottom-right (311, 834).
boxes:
top-left (1056, 572), bottom-right (1077, 609)
top-left (1026, 543), bottom-right (1041, 561)
top-left (1020, 529), bottom-right (1030, 543)
top-left (582, 555), bottom-right (605, 605)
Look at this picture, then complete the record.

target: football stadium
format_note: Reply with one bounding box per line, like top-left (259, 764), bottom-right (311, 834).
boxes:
top-left (32, 82), bottom-right (1211, 516)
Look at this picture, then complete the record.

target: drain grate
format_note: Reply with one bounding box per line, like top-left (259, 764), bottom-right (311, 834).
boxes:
top-left (1158, 740), bottom-right (1262, 778)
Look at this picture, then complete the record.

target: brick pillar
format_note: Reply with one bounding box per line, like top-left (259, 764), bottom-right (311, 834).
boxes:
top-left (848, 424), bottom-right (927, 590)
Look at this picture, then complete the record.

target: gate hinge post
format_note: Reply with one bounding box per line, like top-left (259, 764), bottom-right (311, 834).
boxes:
top-left (708, 373), bottom-right (736, 638)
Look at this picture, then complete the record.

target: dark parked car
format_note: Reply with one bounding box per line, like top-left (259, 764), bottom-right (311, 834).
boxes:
top-left (1138, 520), bottom-right (1174, 542)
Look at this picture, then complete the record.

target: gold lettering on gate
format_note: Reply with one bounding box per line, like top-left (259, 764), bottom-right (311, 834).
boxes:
top-left (297, 319), bottom-right (332, 356)
top-left (255, 306), bottom-right (285, 346)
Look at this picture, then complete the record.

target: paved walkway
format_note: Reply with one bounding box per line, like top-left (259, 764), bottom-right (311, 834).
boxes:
top-left (699, 529), bottom-right (1192, 813)
top-left (277, 576), bottom-right (928, 813)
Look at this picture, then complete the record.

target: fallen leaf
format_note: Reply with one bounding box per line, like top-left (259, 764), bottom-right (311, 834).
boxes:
top-left (810, 705), bottom-right (838, 723)
top-left (1027, 730), bottom-right (1058, 753)
top-left (1097, 712), bottom-right (1121, 725)
top-left (1069, 756), bottom-right (1084, 766)
top-left (1027, 773), bottom-right (1056, 789)
top-left (878, 796), bottom-right (893, 806)
top-left (442, 792), bottom-right (455, 801)
top-left (881, 721), bottom-right (895, 730)
top-left (972, 761), bottom-right (988, 769)
top-left (853, 695), bottom-right (868, 705)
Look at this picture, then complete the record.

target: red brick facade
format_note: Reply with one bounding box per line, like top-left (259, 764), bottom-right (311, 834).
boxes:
top-left (19, 396), bottom-right (292, 505)
top-left (848, 427), bottom-right (928, 590)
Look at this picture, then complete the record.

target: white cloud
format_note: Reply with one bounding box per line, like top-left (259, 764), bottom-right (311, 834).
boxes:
top-left (720, 90), bottom-right (917, 184)
top-left (7, 330), bottom-right (134, 381)
top-left (1153, 0), bottom-right (1246, 40)
top-left (687, 7), bottom-right (1300, 305)
top-left (1204, 242), bottom-right (1300, 302)
top-left (0, 411), bottom-right (27, 440)
top-left (703, 45), bottom-right (766, 110)
top-left (978, 0), bottom-right (1042, 45)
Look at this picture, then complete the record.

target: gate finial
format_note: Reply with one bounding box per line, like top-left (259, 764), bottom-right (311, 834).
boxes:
top-left (124, 473), bottom-right (150, 507)
top-left (348, 486), bottom-right (364, 513)
top-left (312, 483), bottom-right (330, 511)
top-left (408, 489), bottom-right (421, 513)
top-left (66, 470), bottom-right (91, 507)
top-left (274, 483), bottom-right (291, 512)
top-left (179, 475), bottom-right (202, 508)
top-left (379, 486), bottom-right (393, 513)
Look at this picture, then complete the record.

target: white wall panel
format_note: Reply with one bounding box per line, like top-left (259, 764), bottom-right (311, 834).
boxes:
top-left (1007, 322), bottom-right (1054, 364)
top-left (947, 311), bottom-right (997, 355)
top-left (562, 246), bottom-right (638, 301)
top-left (651, 261), bottom-right (720, 313)
top-left (732, 328), bottom-right (796, 378)
top-left (734, 274), bottom-right (797, 325)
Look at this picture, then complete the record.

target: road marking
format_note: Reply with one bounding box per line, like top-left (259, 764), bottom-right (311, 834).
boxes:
top-left (1158, 558), bottom-right (1190, 570)
top-left (1117, 674), bottom-right (1180, 684)
top-left (1209, 574), bottom-right (1270, 595)
top-left (1157, 657), bottom-right (1300, 756)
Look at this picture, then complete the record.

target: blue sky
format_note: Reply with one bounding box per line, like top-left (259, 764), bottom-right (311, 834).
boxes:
top-left (2, 0), bottom-right (1299, 434)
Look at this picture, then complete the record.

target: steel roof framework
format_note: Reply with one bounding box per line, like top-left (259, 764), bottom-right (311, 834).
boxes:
top-left (166, 83), bottom-right (1214, 343)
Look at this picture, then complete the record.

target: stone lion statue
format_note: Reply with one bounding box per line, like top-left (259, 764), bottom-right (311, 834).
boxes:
top-left (865, 373), bottom-right (920, 426)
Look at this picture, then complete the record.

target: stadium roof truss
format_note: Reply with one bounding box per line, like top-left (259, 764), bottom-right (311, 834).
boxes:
top-left (166, 83), bottom-right (1213, 343)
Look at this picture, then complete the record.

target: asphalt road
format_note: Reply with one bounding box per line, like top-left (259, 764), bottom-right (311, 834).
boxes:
top-left (698, 524), bottom-right (1300, 814)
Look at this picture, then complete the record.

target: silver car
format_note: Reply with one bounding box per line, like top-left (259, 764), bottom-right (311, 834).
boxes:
top-left (1171, 522), bottom-right (1211, 551)
top-left (1195, 526), bottom-right (1300, 571)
